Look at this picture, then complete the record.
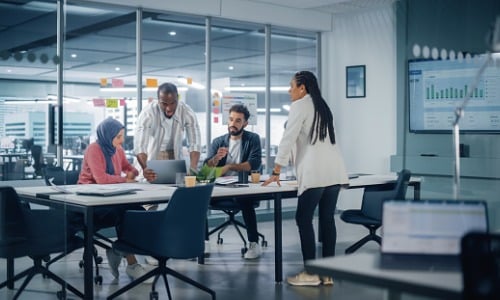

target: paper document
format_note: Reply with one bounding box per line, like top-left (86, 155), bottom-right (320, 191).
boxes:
top-left (215, 176), bottom-right (239, 185)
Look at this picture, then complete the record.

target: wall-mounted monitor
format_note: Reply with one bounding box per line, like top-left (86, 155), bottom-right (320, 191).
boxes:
top-left (408, 55), bottom-right (500, 133)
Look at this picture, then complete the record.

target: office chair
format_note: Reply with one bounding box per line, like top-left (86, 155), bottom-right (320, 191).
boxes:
top-left (107, 184), bottom-right (216, 300)
top-left (461, 232), bottom-right (500, 300)
top-left (42, 166), bottom-right (111, 285)
top-left (0, 186), bottom-right (83, 300)
top-left (340, 169), bottom-right (411, 254)
top-left (30, 144), bottom-right (45, 178)
top-left (207, 198), bottom-right (267, 256)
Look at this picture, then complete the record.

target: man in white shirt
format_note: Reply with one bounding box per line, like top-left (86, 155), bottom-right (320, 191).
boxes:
top-left (134, 82), bottom-right (201, 175)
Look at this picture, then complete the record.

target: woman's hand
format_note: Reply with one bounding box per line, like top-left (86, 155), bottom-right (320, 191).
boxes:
top-left (262, 174), bottom-right (281, 187)
top-left (143, 168), bottom-right (157, 182)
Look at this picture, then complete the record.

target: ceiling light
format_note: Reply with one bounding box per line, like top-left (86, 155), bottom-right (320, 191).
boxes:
top-left (100, 87), bottom-right (188, 92)
top-left (115, 67), bottom-right (120, 71)
top-left (224, 86), bottom-right (289, 92)
top-left (168, 31), bottom-right (176, 36)
top-left (257, 108), bottom-right (281, 113)
top-left (228, 66), bottom-right (234, 70)
top-left (71, 53), bottom-right (77, 58)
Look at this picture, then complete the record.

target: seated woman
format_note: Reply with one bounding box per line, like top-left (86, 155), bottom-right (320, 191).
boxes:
top-left (78, 117), bottom-right (153, 282)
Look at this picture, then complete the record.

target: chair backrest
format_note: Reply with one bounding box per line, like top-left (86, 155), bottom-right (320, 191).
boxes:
top-left (461, 232), bottom-right (500, 300)
top-left (155, 184), bottom-right (214, 259)
top-left (30, 145), bottom-right (43, 171)
top-left (0, 186), bottom-right (27, 254)
top-left (361, 169), bottom-right (411, 221)
top-left (43, 166), bottom-right (80, 186)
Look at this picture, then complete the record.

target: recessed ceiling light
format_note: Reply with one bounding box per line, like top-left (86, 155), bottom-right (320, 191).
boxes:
top-left (228, 66), bottom-right (234, 70)
top-left (168, 31), bottom-right (176, 36)
top-left (115, 67), bottom-right (120, 71)
top-left (71, 53), bottom-right (77, 58)
top-left (7, 69), bottom-right (12, 73)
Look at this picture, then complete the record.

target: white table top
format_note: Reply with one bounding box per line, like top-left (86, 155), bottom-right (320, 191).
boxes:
top-left (15, 173), bottom-right (418, 207)
top-left (306, 252), bottom-right (461, 299)
top-left (15, 182), bottom-right (298, 206)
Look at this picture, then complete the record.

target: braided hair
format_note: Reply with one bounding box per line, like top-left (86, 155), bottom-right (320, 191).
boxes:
top-left (293, 71), bottom-right (336, 145)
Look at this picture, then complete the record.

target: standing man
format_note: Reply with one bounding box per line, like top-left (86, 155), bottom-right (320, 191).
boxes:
top-left (134, 82), bottom-right (201, 174)
top-left (206, 104), bottom-right (263, 259)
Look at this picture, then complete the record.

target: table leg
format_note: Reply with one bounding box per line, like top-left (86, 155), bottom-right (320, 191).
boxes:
top-left (83, 208), bottom-right (95, 299)
top-left (413, 182), bottom-right (421, 200)
top-left (384, 289), bottom-right (402, 300)
top-left (7, 258), bottom-right (13, 289)
top-left (274, 193), bottom-right (283, 283)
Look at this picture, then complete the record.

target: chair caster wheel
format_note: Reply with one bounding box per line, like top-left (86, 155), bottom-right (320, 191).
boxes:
top-left (261, 241), bottom-right (268, 247)
top-left (56, 289), bottom-right (66, 300)
top-left (43, 255), bottom-right (51, 263)
top-left (150, 291), bottom-right (159, 300)
top-left (95, 256), bottom-right (103, 264)
top-left (79, 260), bottom-right (84, 269)
top-left (217, 238), bottom-right (223, 244)
top-left (94, 275), bottom-right (103, 285)
top-left (241, 247), bottom-right (247, 256)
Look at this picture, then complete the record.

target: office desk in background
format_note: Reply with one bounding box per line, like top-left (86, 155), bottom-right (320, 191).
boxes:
top-left (14, 174), bottom-right (421, 299)
top-left (306, 252), bottom-right (461, 300)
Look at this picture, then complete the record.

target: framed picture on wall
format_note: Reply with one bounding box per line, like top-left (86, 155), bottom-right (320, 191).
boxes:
top-left (346, 65), bottom-right (366, 98)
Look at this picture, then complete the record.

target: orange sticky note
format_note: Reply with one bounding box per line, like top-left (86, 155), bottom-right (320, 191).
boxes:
top-left (146, 78), bottom-right (158, 88)
top-left (100, 78), bottom-right (107, 87)
top-left (187, 77), bottom-right (193, 85)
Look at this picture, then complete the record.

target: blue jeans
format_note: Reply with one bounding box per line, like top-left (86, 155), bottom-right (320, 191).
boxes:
top-left (295, 185), bottom-right (341, 263)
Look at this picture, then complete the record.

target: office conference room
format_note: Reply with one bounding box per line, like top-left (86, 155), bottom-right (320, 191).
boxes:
top-left (1, 0), bottom-right (499, 299)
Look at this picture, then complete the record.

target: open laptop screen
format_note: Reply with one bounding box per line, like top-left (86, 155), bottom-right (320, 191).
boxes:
top-left (381, 200), bottom-right (488, 256)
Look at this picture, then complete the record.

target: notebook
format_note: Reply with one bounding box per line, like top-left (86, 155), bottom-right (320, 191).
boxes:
top-left (379, 199), bottom-right (489, 271)
top-left (147, 159), bottom-right (187, 184)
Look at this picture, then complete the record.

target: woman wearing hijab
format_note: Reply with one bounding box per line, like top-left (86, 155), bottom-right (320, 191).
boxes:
top-left (78, 117), bottom-right (153, 283)
top-left (263, 71), bottom-right (349, 286)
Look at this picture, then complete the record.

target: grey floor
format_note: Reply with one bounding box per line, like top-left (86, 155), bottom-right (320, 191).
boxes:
top-left (0, 214), bottom-right (433, 300)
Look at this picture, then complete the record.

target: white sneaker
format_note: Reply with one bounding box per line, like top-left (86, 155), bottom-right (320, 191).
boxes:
top-left (145, 256), bottom-right (158, 266)
top-left (244, 242), bottom-right (261, 259)
top-left (126, 263), bottom-right (154, 284)
top-left (106, 248), bottom-right (122, 279)
top-left (287, 271), bottom-right (321, 286)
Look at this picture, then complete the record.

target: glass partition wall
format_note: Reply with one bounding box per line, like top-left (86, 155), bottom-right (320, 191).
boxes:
top-left (0, 1), bottom-right (320, 180)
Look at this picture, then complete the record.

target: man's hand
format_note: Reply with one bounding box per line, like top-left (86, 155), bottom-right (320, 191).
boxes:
top-left (143, 168), bottom-right (157, 182)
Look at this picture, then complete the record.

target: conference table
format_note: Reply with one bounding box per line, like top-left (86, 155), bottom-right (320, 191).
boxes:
top-left (305, 252), bottom-right (461, 300)
top-left (14, 174), bottom-right (420, 299)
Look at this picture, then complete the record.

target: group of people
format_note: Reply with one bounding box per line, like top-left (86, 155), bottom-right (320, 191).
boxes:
top-left (77, 71), bottom-right (348, 287)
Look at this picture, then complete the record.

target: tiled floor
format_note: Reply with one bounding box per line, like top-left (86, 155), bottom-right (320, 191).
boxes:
top-left (0, 215), bottom-right (431, 300)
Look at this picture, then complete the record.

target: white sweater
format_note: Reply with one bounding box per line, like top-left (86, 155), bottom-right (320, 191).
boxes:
top-left (274, 94), bottom-right (349, 196)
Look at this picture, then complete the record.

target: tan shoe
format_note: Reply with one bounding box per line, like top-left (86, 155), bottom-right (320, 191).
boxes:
top-left (322, 276), bottom-right (334, 285)
top-left (286, 271), bottom-right (321, 286)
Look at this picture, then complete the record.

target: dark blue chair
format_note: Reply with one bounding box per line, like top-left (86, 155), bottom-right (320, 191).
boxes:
top-left (0, 186), bottom-right (83, 299)
top-left (42, 166), bottom-right (111, 285)
top-left (107, 184), bottom-right (216, 300)
top-left (340, 169), bottom-right (411, 254)
top-left (461, 232), bottom-right (500, 300)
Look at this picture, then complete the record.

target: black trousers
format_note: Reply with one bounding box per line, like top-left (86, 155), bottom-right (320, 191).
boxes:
top-left (295, 184), bottom-right (341, 263)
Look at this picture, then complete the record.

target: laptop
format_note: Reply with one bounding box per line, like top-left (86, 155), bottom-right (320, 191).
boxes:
top-left (147, 159), bottom-right (187, 184)
top-left (379, 199), bottom-right (489, 271)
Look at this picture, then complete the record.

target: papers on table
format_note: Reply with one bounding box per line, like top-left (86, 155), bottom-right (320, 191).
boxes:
top-left (215, 176), bottom-right (239, 185)
top-left (50, 184), bottom-right (142, 196)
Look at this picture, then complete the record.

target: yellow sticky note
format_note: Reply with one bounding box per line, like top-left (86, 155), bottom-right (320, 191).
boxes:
top-left (106, 98), bottom-right (119, 108)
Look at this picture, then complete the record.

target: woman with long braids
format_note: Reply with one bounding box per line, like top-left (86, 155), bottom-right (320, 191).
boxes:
top-left (263, 71), bottom-right (348, 286)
